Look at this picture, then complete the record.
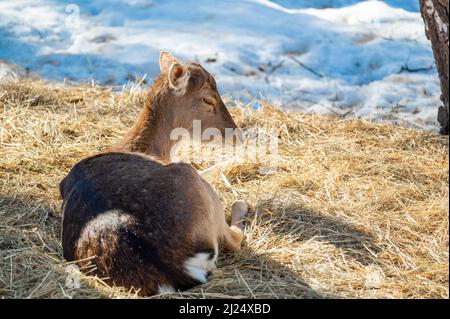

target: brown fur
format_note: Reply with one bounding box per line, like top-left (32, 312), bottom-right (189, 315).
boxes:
top-left (60, 152), bottom-right (245, 295)
top-left (60, 53), bottom-right (247, 296)
top-left (111, 60), bottom-right (238, 163)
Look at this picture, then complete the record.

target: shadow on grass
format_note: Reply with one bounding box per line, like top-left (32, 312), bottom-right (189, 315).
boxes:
top-left (257, 201), bottom-right (381, 267)
top-left (215, 247), bottom-right (332, 299)
top-left (0, 194), bottom-right (63, 298)
top-left (0, 193), bottom-right (61, 249)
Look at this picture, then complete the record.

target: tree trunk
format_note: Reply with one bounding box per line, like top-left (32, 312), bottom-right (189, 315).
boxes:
top-left (419, 0), bottom-right (449, 135)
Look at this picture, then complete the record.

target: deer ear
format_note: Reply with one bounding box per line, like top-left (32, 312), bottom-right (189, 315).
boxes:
top-left (168, 62), bottom-right (190, 94)
top-left (159, 51), bottom-right (178, 74)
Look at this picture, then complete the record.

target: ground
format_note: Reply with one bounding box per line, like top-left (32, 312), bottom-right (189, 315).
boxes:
top-left (0, 0), bottom-right (443, 132)
top-left (0, 80), bottom-right (448, 298)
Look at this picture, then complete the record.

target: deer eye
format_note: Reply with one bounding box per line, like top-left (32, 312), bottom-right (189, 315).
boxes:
top-left (202, 98), bottom-right (216, 111)
top-left (202, 98), bottom-right (215, 106)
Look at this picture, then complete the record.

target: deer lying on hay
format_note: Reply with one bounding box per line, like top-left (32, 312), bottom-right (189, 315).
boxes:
top-left (60, 52), bottom-right (248, 296)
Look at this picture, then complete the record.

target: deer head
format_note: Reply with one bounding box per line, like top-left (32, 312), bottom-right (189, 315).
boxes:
top-left (112, 51), bottom-right (241, 163)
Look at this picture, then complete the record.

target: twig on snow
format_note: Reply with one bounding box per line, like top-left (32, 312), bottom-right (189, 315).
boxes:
top-left (288, 55), bottom-right (323, 78)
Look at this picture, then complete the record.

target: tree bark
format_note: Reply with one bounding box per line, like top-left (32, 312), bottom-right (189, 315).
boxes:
top-left (419, 0), bottom-right (449, 134)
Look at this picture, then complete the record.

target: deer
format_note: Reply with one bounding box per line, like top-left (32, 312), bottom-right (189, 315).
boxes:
top-left (59, 52), bottom-right (248, 296)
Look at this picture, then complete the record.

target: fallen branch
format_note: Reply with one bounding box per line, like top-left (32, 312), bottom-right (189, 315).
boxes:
top-left (264, 60), bottom-right (285, 83)
top-left (288, 55), bottom-right (323, 78)
top-left (397, 64), bottom-right (433, 74)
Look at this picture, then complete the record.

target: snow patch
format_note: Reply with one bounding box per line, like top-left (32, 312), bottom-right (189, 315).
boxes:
top-left (0, 0), bottom-right (441, 132)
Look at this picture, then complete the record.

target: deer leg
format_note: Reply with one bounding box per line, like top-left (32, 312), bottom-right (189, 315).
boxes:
top-left (222, 200), bottom-right (248, 251)
top-left (230, 200), bottom-right (247, 230)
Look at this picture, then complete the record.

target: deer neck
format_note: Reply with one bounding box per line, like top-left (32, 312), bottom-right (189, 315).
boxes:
top-left (112, 96), bottom-right (177, 163)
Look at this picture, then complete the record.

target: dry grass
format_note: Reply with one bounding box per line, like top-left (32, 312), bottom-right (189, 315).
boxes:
top-left (0, 79), bottom-right (448, 299)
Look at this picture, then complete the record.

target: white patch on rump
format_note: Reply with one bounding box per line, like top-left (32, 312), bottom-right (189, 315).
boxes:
top-left (77, 209), bottom-right (134, 245)
top-left (184, 251), bottom-right (218, 283)
top-left (158, 284), bottom-right (175, 294)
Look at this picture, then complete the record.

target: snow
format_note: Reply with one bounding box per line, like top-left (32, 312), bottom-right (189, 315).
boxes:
top-left (0, 0), bottom-right (441, 132)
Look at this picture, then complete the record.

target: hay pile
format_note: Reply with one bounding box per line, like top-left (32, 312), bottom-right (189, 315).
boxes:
top-left (0, 80), bottom-right (448, 299)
